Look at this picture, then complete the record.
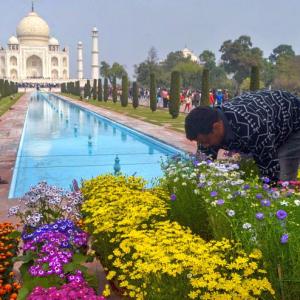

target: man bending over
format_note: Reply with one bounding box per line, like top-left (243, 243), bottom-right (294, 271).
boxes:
top-left (185, 90), bottom-right (300, 181)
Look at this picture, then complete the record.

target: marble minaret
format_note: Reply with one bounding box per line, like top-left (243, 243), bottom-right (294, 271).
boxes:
top-left (77, 41), bottom-right (83, 80)
top-left (91, 27), bottom-right (99, 80)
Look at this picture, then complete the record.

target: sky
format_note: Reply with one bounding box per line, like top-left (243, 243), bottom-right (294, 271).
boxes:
top-left (0, 0), bottom-right (299, 79)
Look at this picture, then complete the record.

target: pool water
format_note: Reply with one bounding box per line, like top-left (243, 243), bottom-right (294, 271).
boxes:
top-left (9, 92), bottom-right (182, 198)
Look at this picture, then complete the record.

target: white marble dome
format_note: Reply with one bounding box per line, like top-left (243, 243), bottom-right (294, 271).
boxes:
top-left (8, 36), bottom-right (19, 44)
top-left (49, 37), bottom-right (59, 45)
top-left (16, 11), bottom-right (49, 39)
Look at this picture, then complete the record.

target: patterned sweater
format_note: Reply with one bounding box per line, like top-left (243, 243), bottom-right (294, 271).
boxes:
top-left (200, 90), bottom-right (300, 180)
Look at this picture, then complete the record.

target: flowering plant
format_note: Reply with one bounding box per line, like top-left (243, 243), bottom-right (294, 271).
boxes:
top-left (8, 181), bottom-right (83, 229)
top-left (0, 223), bottom-right (21, 300)
top-left (82, 175), bottom-right (274, 299)
top-left (161, 155), bottom-right (300, 299)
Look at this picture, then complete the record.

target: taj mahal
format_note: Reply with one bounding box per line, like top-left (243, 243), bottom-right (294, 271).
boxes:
top-left (0, 4), bottom-right (99, 84)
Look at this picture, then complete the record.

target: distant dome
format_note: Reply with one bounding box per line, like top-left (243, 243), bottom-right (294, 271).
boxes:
top-left (16, 11), bottom-right (49, 43)
top-left (78, 41), bottom-right (83, 45)
top-left (92, 27), bottom-right (98, 32)
top-left (49, 37), bottom-right (59, 45)
top-left (8, 36), bottom-right (19, 44)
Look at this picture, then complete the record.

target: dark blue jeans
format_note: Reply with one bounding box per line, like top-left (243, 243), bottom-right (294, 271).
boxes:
top-left (278, 130), bottom-right (300, 180)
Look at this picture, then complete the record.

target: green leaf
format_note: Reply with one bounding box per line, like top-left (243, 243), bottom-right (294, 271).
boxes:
top-left (13, 252), bottom-right (35, 264)
top-left (17, 286), bottom-right (30, 300)
top-left (7, 230), bottom-right (21, 239)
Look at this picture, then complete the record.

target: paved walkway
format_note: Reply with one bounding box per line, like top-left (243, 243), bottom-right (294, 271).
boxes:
top-left (0, 93), bottom-right (30, 221)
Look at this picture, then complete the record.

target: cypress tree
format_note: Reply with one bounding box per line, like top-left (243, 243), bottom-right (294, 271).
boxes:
top-left (75, 81), bottom-right (80, 96)
top-left (112, 76), bottom-right (117, 103)
top-left (132, 81), bottom-right (139, 109)
top-left (0, 79), bottom-right (4, 98)
top-left (250, 66), bottom-right (260, 91)
top-left (121, 75), bottom-right (128, 107)
top-left (83, 83), bottom-right (88, 98)
top-left (3, 80), bottom-right (9, 97)
top-left (92, 79), bottom-right (97, 100)
top-left (86, 80), bottom-right (91, 98)
top-left (150, 73), bottom-right (157, 112)
top-left (201, 68), bottom-right (210, 106)
top-left (103, 78), bottom-right (109, 102)
top-left (169, 71), bottom-right (181, 119)
top-left (97, 78), bottom-right (103, 101)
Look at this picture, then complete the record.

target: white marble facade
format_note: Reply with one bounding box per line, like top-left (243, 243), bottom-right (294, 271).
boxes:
top-left (0, 9), bottom-right (69, 82)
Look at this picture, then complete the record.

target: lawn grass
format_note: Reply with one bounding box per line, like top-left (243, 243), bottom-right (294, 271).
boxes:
top-left (0, 93), bottom-right (24, 117)
top-left (61, 93), bottom-right (186, 132)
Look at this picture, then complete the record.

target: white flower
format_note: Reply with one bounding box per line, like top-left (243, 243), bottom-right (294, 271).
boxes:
top-left (242, 223), bottom-right (252, 230)
top-left (207, 181), bottom-right (213, 186)
top-left (190, 172), bottom-right (197, 177)
top-left (186, 273), bottom-right (193, 279)
top-left (174, 177), bottom-right (179, 182)
top-left (294, 199), bottom-right (300, 206)
top-left (227, 209), bottom-right (235, 217)
top-left (280, 200), bottom-right (289, 206)
top-left (271, 191), bottom-right (280, 199)
top-left (194, 189), bottom-right (200, 195)
top-left (240, 190), bottom-right (246, 196)
top-left (8, 206), bottom-right (20, 216)
top-left (182, 182), bottom-right (187, 186)
top-left (227, 195), bottom-right (233, 200)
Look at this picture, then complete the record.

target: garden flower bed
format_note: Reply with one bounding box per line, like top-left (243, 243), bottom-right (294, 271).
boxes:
top-left (6, 155), bottom-right (300, 299)
top-left (81, 174), bottom-right (275, 299)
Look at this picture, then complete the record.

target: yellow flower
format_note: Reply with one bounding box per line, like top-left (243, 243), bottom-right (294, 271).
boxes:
top-left (102, 284), bottom-right (110, 297)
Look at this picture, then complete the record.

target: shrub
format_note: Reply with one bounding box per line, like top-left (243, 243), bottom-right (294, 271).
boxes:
top-left (112, 76), bottom-right (117, 103)
top-left (92, 79), bottom-right (97, 100)
top-left (250, 66), bottom-right (260, 91)
top-left (132, 81), bottom-right (139, 109)
top-left (150, 73), bottom-right (157, 112)
top-left (121, 75), bottom-right (128, 107)
top-left (201, 68), bottom-right (210, 106)
top-left (97, 78), bottom-right (102, 101)
top-left (103, 78), bottom-right (109, 102)
top-left (169, 71), bottom-right (181, 118)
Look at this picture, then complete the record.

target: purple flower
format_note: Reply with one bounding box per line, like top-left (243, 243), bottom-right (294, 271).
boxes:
top-left (210, 191), bottom-right (218, 197)
top-left (276, 210), bottom-right (288, 220)
top-left (193, 160), bottom-right (199, 166)
top-left (280, 233), bottom-right (289, 244)
top-left (216, 199), bottom-right (225, 205)
top-left (256, 212), bottom-right (264, 220)
top-left (243, 184), bottom-right (250, 190)
top-left (263, 177), bottom-right (270, 184)
top-left (256, 193), bottom-right (263, 199)
top-left (260, 199), bottom-right (271, 207)
top-left (170, 194), bottom-right (176, 201)
top-left (263, 184), bottom-right (269, 190)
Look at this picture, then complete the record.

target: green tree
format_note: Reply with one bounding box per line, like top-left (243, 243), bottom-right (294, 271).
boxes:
top-left (103, 78), bottom-right (109, 102)
top-left (75, 81), bottom-right (80, 96)
top-left (121, 75), bottom-right (128, 107)
top-left (201, 69), bottom-right (210, 106)
top-left (100, 61), bottom-right (111, 79)
top-left (100, 61), bottom-right (127, 84)
top-left (97, 78), bottom-right (103, 101)
top-left (150, 73), bottom-right (157, 112)
top-left (134, 47), bottom-right (164, 87)
top-left (132, 81), bottom-right (139, 109)
top-left (84, 80), bottom-right (91, 98)
top-left (0, 79), bottom-right (4, 98)
top-left (61, 83), bottom-right (66, 93)
top-left (169, 71), bottom-right (181, 118)
top-left (250, 66), bottom-right (260, 91)
top-left (269, 44), bottom-right (295, 64)
top-left (92, 79), bottom-right (97, 100)
top-left (273, 55), bottom-right (300, 92)
top-left (173, 61), bottom-right (203, 89)
top-left (112, 76), bottom-right (117, 103)
top-left (219, 35), bottom-right (263, 91)
top-left (199, 50), bottom-right (216, 70)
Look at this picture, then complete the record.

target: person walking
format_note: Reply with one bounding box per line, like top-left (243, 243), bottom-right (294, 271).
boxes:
top-left (185, 90), bottom-right (300, 182)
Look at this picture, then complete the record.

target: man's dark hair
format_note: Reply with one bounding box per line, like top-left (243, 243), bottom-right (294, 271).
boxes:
top-left (185, 107), bottom-right (219, 140)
